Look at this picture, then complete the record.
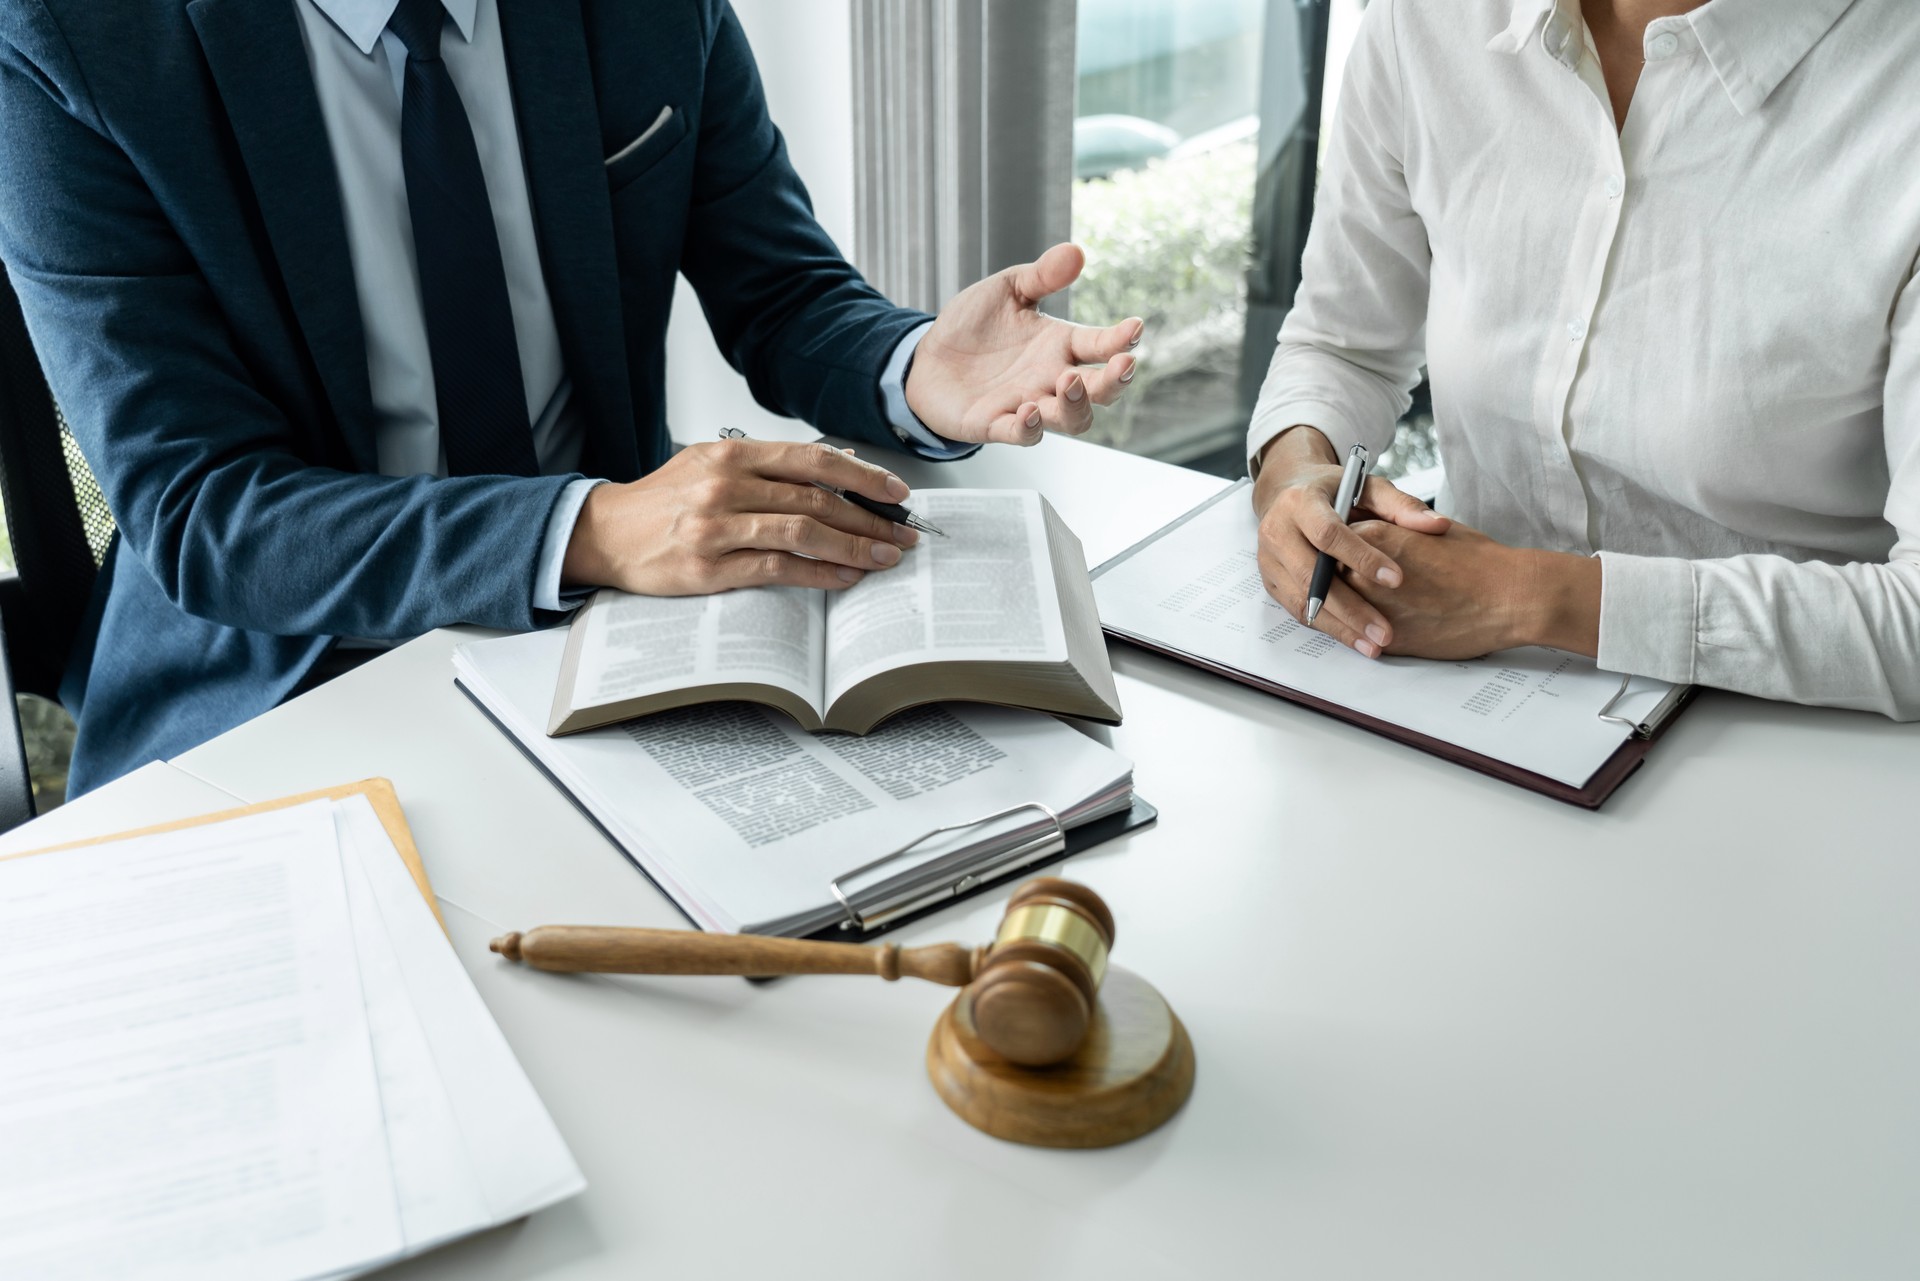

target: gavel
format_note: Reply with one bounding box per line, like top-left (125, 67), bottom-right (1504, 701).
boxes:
top-left (491, 877), bottom-right (1113, 1067)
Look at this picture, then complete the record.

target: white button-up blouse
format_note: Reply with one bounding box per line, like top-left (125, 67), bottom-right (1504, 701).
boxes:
top-left (1249, 0), bottom-right (1920, 718)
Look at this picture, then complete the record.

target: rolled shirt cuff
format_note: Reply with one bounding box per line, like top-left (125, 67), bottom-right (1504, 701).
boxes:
top-left (1247, 399), bottom-right (1393, 477)
top-left (534, 477), bottom-right (607, 613)
top-left (1595, 551), bottom-right (1697, 685)
top-left (880, 321), bottom-right (980, 461)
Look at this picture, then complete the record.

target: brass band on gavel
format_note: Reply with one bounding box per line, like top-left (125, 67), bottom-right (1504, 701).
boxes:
top-left (964, 879), bottom-right (1116, 1066)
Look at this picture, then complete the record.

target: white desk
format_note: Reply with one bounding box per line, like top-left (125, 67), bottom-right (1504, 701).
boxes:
top-left (0, 762), bottom-right (246, 857)
top-left (19, 432), bottom-right (1920, 1278)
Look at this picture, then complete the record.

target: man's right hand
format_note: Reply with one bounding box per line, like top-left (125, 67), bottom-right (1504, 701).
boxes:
top-left (1252, 425), bottom-right (1449, 657)
top-left (561, 438), bottom-right (920, 596)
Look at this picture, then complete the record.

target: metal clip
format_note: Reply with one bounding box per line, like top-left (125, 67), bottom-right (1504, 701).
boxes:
top-left (1595, 671), bottom-right (1646, 736)
top-left (827, 801), bottom-right (1066, 933)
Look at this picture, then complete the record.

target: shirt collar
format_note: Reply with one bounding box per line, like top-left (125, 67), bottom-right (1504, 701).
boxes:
top-left (1689, 0), bottom-right (1856, 115)
top-left (1487, 0), bottom-right (1856, 116)
top-left (306, 0), bottom-right (478, 57)
top-left (1486, 0), bottom-right (1568, 58)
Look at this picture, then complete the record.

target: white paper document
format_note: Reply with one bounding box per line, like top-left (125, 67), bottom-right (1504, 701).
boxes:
top-left (1093, 484), bottom-right (1681, 788)
top-left (330, 798), bottom-right (583, 1240)
top-left (0, 797), bottom-right (583, 1281)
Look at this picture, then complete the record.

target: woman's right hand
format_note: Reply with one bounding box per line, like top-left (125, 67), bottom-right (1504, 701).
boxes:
top-left (1251, 425), bottom-right (1450, 657)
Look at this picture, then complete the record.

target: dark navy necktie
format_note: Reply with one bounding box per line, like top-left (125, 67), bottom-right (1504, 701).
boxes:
top-left (386, 0), bottom-right (539, 477)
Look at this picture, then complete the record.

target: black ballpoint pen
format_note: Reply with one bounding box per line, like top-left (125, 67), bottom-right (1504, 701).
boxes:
top-left (823, 487), bottom-right (945, 537)
top-left (1304, 444), bottom-right (1371, 628)
top-left (717, 427), bottom-right (946, 535)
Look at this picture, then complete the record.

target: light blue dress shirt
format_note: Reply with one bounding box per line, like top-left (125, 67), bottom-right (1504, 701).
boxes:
top-left (882, 321), bottom-right (975, 460)
top-left (293, 0), bottom-right (953, 618)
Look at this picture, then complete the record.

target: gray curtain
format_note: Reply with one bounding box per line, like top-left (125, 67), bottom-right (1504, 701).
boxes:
top-left (850, 0), bottom-right (1077, 316)
top-left (1239, 0), bottom-right (1329, 413)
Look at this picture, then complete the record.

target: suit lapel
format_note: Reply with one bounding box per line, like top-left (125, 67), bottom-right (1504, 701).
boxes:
top-left (496, 0), bottom-right (639, 481)
top-left (187, 0), bottom-right (380, 472)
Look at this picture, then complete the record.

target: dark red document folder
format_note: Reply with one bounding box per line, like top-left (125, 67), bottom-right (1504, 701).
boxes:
top-left (1104, 631), bottom-right (1691, 808)
top-left (1093, 482), bottom-right (1693, 810)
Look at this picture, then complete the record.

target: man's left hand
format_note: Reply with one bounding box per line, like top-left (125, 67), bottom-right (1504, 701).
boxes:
top-left (904, 243), bottom-right (1142, 445)
top-left (1346, 520), bottom-right (1603, 659)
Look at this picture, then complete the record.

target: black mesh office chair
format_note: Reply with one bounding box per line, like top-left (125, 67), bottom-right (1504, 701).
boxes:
top-left (0, 263), bottom-right (115, 833)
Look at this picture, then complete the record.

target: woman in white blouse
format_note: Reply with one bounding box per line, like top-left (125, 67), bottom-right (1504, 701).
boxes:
top-left (1249, 0), bottom-right (1920, 716)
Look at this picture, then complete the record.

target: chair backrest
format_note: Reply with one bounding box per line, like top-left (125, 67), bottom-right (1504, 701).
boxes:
top-left (0, 263), bottom-right (112, 704)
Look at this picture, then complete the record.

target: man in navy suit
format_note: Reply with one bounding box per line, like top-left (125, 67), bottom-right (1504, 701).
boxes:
top-left (0, 0), bottom-right (1142, 795)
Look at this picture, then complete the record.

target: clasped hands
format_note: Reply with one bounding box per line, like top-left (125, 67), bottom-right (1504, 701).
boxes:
top-left (564, 243), bottom-right (1140, 597)
top-left (1253, 425), bottom-right (1601, 660)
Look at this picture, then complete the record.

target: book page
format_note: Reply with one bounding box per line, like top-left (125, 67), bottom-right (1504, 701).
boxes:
top-left (823, 490), bottom-right (1068, 706)
top-left (0, 803), bottom-right (404, 1281)
top-left (569, 585), bottom-right (827, 714)
top-left (1094, 484), bottom-right (1680, 788)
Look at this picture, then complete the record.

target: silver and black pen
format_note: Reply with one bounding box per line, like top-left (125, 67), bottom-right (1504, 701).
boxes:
top-left (827, 489), bottom-right (945, 537)
top-left (718, 427), bottom-right (944, 536)
top-left (1304, 444), bottom-right (1370, 628)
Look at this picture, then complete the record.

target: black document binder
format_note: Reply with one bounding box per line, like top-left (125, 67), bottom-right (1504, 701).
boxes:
top-left (457, 680), bottom-right (1156, 940)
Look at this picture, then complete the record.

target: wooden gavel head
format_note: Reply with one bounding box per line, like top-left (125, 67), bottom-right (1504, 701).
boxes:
top-left (930, 877), bottom-right (1192, 1148)
top-left (962, 877), bottom-right (1117, 1067)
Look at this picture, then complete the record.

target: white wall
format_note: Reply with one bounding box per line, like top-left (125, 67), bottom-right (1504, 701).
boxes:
top-left (664, 0), bottom-right (855, 447)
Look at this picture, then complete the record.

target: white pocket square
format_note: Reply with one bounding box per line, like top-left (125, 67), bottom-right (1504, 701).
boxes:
top-left (604, 105), bottom-right (675, 167)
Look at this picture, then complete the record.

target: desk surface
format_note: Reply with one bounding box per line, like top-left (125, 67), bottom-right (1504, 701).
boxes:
top-left (26, 432), bottom-right (1920, 1278)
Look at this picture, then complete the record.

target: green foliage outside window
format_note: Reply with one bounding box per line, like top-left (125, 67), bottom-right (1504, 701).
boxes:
top-left (1072, 140), bottom-right (1256, 455)
top-left (1073, 137), bottom-right (1442, 482)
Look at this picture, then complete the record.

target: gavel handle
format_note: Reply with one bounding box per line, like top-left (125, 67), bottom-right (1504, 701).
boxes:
top-left (490, 925), bottom-right (984, 986)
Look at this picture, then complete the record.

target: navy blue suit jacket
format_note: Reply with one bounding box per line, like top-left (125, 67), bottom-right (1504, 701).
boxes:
top-left (0, 0), bottom-right (935, 795)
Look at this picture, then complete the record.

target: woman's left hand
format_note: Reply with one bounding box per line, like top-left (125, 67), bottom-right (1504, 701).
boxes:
top-left (1345, 520), bottom-right (1602, 659)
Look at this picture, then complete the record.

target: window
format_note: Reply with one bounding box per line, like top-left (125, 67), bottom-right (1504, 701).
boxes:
top-left (1071, 0), bottom-right (1269, 471)
top-left (1071, 0), bottom-right (1439, 486)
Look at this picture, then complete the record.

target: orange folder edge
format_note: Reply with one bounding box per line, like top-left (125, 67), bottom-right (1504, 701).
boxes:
top-left (2, 777), bottom-right (447, 935)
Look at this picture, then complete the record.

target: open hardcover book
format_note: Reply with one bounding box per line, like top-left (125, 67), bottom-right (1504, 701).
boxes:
top-left (549, 489), bottom-right (1122, 737)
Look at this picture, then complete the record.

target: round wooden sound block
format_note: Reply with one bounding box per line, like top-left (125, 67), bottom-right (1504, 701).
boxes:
top-left (926, 966), bottom-right (1195, 1148)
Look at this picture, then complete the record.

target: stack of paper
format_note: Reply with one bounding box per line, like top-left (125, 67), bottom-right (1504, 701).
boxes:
top-left (0, 795), bottom-right (584, 1281)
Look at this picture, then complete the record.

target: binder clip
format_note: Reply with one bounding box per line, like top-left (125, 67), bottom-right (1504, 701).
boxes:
top-left (827, 801), bottom-right (1067, 933)
top-left (1596, 672), bottom-right (1694, 738)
